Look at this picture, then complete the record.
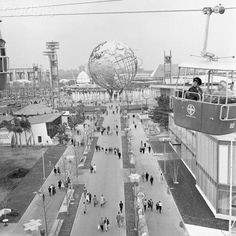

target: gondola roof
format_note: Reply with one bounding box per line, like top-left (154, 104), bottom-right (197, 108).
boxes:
top-left (179, 58), bottom-right (236, 71)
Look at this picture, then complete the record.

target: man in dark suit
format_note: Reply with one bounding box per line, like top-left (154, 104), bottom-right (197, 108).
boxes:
top-left (186, 77), bottom-right (203, 101)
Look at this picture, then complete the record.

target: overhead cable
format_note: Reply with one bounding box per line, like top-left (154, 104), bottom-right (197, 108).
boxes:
top-left (0, 0), bottom-right (121, 11)
top-left (0, 7), bottom-right (236, 18)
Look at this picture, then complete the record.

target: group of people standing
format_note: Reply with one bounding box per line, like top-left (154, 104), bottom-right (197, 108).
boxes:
top-left (143, 199), bottom-right (162, 213)
top-left (141, 172), bottom-right (163, 213)
top-left (98, 217), bottom-right (110, 232)
top-left (95, 144), bottom-right (122, 159)
top-left (100, 123), bottom-right (119, 136)
top-left (142, 172), bottom-right (154, 185)
top-left (139, 140), bottom-right (152, 154)
top-left (47, 166), bottom-right (64, 196)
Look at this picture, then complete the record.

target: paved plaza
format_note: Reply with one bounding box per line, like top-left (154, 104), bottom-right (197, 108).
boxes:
top-left (0, 102), bottom-right (233, 236)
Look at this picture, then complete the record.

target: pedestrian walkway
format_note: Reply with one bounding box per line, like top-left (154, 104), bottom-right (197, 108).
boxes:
top-left (9, 145), bottom-right (78, 236)
top-left (128, 114), bottom-right (187, 236)
top-left (70, 104), bottom-right (126, 236)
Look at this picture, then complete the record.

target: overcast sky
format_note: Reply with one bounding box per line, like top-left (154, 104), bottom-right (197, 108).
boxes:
top-left (1, 0), bottom-right (236, 71)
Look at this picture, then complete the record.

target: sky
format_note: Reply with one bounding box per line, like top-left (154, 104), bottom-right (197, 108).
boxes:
top-left (1, 0), bottom-right (236, 71)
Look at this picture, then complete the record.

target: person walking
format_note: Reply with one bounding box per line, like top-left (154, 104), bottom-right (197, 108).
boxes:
top-left (100, 194), bottom-right (106, 207)
top-left (57, 166), bottom-right (61, 174)
top-left (106, 217), bottom-right (110, 230)
top-left (143, 199), bottom-right (147, 211)
top-left (150, 175), bottom-right (154, 185)
top-left (52, 185), bottom-right (56, 195)
top-left (88, 192), bottom-right (92, 203)
top-left (148, 145), bottom-right (151, 153)
top-left (93, 164), bottom-right (97, 173)
top-left (93, 195), bottom-right (98, 207)
top-left (104, 217), bottom-right (108, 232)
top-left (116, 212), bottom-right (121, 227)
top-left (83, 186), bottom-right (87, 198)
top-left (90, 165), bottom-right (93, 173)
top-left (48, 186), bottom-right (52, 196)
top-left (149, 199), bottom-right (153, 211)
top-left (86, 193), bottom-right (90, 203)
top-left (142, 172), bottom-right (145, 182)
top-left (158, 201), bottom-right (162, 213)
top-left (156, 201), bottom-right (160, 213)
top-left (99, 217), bottom-right (104, 231)
top-left (58, 180), bottom-right (62, 190)
top-left (119, 200), bottom-right (124, 213)
top-left (83, 201), bottom-right (87, 214)
top-left (145, 172), bottom-right (149, 182)
top-left (53, 167), bottom-right (57, 174)
top-left (120, 212), bottom-right (124, 226)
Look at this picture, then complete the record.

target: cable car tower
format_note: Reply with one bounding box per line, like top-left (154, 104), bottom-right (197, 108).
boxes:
top-left (0, 20), bottom-right (9, 91)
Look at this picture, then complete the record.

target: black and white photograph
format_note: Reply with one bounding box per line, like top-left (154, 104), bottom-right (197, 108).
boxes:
top-left (0, 0), bottom-right (235, 236)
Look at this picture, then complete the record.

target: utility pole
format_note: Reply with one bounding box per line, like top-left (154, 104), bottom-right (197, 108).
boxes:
top-left (33, 191), bottom-right (48, 236)
top-left (41, 144), bottom-right (46, 180)
top-left (43, 41), bottom-right (60, 109)
top-left (41, 193), bottom-right (49, 236)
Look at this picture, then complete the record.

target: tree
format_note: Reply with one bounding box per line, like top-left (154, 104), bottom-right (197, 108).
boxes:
top-left (13, 118), bottom-right (23, 148)
top-left (56, 123), bottom-right (69, 144)
top-left (150, 95), bottom-right (173, 130)
top-left (2, 119), bottom-right (18, 148)
top-left (68, 106), bottom-right (85, 131)
top-left (20, 117), bottom-right (31, 146)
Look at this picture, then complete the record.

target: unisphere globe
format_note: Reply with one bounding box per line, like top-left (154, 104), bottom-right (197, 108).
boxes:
top-left (88, 41), bottom-right (138, 96)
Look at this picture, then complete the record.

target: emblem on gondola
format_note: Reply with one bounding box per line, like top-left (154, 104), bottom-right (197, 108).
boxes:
top-left (187, 104), bottom-right (195, 117)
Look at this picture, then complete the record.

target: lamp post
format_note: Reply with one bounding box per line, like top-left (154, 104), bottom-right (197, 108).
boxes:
top-left (33, 190), bottom-right (48, 236)
top-left (63, 155), bottom-right (75, 214)
top-left (41, 144), bottom-right (46, 180)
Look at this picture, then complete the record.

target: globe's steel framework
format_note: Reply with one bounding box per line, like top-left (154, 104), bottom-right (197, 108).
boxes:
top-left (88, 41), bottom-right (138, 97)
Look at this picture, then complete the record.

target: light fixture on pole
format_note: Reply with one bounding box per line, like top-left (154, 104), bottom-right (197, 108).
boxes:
top-left (41, 144), bottom-right (46, 180)
top-left (33, 190), bottom-right (48, 236)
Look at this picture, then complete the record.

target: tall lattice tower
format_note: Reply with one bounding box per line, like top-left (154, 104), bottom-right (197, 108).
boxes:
top-left (163, 51), bottom-right (172, 84)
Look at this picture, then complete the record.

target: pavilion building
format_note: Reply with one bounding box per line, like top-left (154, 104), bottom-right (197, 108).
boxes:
top-left (0, 104), bottom-right (64, 146)
top-left (150, 83), bottom-right (236, 220)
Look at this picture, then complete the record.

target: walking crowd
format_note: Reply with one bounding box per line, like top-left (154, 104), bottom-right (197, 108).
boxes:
top-left (95, 145), bottom-right (122, 159)
top-left (139, 140), bottom-right (152, 154)
top-left (81, 185), bottom-right (125, 232)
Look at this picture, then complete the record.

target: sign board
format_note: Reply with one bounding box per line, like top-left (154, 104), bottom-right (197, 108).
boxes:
top-left (137, 192), bottom-right (145, 200)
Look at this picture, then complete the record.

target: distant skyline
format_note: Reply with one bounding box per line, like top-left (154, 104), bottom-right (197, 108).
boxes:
top-left (1, 0), bottom-right (236, 71)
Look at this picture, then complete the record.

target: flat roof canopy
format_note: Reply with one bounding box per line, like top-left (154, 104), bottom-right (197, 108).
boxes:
top-left (179, 58), bottom-right (236, 71)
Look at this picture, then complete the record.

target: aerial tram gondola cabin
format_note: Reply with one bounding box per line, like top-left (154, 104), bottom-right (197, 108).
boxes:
top-left (172, 4), bottom-right (236, 135)
top-left (173, 60), bottom-right (236, 135)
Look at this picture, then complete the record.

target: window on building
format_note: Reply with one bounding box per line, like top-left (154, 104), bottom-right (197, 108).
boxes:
top-left (38, 136), bottom-right (42, 143)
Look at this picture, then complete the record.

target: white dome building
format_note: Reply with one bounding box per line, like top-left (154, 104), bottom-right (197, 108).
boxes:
top-left (76, 71), bottom-right (91, 84)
